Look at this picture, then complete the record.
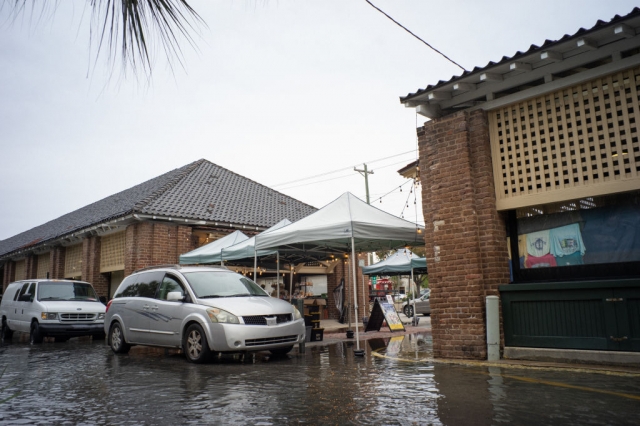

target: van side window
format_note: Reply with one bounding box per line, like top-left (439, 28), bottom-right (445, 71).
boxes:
top-left (157, 275), bottom-right (185, 300)
top-left (15, 283), bottom-right (31, 301)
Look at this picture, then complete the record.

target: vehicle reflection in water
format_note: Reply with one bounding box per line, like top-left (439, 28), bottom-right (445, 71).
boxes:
top-left (0, 334), bottom-right (639, 425)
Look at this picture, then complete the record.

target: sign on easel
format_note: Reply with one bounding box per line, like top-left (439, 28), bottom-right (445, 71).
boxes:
top-left (365, 298), bottom-right (405, 332)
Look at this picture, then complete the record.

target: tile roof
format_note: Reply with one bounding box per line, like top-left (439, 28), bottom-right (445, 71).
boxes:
top-left (400, 7), bottom-right (640, 102)
top-left (0, 159), bottom-right (317, 259)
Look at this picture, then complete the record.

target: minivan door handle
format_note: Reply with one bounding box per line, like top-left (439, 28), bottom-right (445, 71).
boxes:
top-left (143, 304), bottom-right (150, 310)
top-left (150, 305), bottom-right (158, 311)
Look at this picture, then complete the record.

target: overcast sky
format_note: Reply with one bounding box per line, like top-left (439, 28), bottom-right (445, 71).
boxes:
top-left (0, 0), bottom-right (637, 240)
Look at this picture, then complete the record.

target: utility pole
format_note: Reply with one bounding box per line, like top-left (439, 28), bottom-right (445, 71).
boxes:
top-left (355, 163), bottom-right (374, 318)
top-left (354, 163), bottom-right (374, 204)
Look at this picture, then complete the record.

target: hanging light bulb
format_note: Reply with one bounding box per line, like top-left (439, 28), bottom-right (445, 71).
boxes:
top-left (400, 186), bottom-right (402, 192)
top-left (379, 199), bottom-right (382, 203)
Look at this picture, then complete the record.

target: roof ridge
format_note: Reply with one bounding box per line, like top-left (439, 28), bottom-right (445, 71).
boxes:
top-left (133, 159), bottom-right (206, 212)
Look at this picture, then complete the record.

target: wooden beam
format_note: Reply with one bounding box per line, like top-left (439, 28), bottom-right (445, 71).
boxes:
top-left (614, 24), bottom-right (635, 38)
top-left (576, 38), bottom-right (598, 50)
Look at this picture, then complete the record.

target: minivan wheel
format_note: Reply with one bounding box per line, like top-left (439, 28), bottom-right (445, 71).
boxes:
top-left (184, 323), bottom-right (211, 364)
top-left (269, 345), bottom-right (293, 356)
top-left (1, 319), bottom-right (13, 342)
top-left (109, 323), bottom-right (131, 354)
top-left (30, 321), bottom-right (44, 344)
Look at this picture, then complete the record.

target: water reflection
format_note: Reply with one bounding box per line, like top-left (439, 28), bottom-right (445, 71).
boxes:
top-left (0, 335), bottom-right (638, 425)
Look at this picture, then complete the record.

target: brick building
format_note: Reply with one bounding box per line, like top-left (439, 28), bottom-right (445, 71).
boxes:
top-left (401, 9), bottom-right (640, 362)
top-left (0, 159), bottom-right (318, 299)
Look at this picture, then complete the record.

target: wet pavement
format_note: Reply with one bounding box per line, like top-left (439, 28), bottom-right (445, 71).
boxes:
top-left (0, 328), bottom-right (639, 425)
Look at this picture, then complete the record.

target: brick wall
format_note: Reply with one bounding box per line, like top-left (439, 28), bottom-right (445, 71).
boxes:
top-left (418, 110), bottom-right (510, 360)
top-left (50, 247), bottom-right (66, 279)
top-left (25, 255), bottom-right (38, 279)
top-left (82, 236), bottom-right (109, 297)
top-left (2, 262), bottom-right (15, 291)
top-left (125, 222), bottom-right (193, 275)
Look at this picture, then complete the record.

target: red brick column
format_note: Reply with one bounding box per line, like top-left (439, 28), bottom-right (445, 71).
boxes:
top-left (2, 261), bottom-right (16, 290)
top-left (25, 255), bottom-right (38, 280)
top-left (325, 258), bottom-right (366, 322)
top-left (418, 110), bottom-right (510, 360)
top-left (50, 247), bottom-right (66, 279)
top-left (82, 236), bottom-right (109, 297)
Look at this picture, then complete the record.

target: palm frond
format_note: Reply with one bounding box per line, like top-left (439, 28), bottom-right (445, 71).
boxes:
top-left (2, 0), bottom-right (205, 78)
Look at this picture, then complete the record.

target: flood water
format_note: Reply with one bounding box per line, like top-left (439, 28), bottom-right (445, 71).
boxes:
top-left (0, 333), bottom-right (638, 425)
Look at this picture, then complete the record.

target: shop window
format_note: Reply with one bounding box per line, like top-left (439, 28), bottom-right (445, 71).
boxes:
top-left (508, 190), bottom-right (640, 282)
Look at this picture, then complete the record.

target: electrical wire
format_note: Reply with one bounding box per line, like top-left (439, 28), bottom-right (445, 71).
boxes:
top-left (364, 0), bottom-right (467, 72)
top-left (270, 149), bottom-right (416, 188)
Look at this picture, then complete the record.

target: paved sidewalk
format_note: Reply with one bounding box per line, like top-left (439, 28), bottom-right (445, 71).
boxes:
top-left (303, 314), bottom-right (640, 376)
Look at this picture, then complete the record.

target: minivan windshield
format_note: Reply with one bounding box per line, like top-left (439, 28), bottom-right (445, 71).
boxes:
top-left (183, 272), bottom-right (269, 298)
top-left (37, 281), bottom-right (99, 302)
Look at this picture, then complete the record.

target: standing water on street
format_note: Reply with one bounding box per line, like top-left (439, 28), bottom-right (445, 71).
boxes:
top-left (0, 334), bottom-right (638, 425)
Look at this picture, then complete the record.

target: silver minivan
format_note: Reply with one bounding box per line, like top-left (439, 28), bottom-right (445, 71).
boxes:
top-left (104, 265), bottom-right (306, 363)
top-left (0, 279), bottom-right (106, 343)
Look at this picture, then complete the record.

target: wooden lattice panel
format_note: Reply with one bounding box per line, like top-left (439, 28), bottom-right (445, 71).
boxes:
top-left (37, 253), bottom-right (50, 279)
top-left (64, 244), bottom-right (83, 279)
top-left (14, 260), bottom-right (25, 281)
top-left (100, 232), bottom-right (125, 273)
top-left (490, 67), bottom-right (640, 210)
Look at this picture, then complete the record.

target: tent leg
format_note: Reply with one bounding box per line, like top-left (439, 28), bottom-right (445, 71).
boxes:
top-left (254, 251), bottom-right (257, 281)
top-left (352, 237), bottom-right (364, 356)
top-left (276, 251), bottom-right (280, 298)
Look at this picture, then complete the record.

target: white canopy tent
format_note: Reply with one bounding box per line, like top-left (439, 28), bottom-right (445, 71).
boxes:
top-left (221, 219), bottom-right (292, 297)
top-left (221, 219), bottom-right (291, 262)
top-left (178, 230), bottom-right (248, 264)
top-left (255, 192), bottom-right (425, 354)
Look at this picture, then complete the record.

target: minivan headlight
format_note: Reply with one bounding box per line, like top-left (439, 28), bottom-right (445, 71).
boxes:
top-left (98, 313), bottom-right (105, 319)
top-left (41, 313), bottom-right (57, 320)
top-left (293, 306), bottom-right (302, 320)
top-left (206, 308), bottom-right (239, 324)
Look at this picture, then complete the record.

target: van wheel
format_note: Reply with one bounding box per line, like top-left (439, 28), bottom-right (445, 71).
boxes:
top-left (1, 319), bottom-right (13, 341)
top-left (109, 323), bottom-right (131, 354)
top-left (183, 324), bottom-right (211, 364)
top-left (30, 321), bottom-right (44, 344)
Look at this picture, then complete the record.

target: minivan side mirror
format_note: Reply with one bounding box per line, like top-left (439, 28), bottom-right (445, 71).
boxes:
top-left (167, 291), bottom-right (185, 302)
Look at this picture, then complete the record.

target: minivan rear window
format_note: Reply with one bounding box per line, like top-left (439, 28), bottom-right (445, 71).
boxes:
top-left (115, 271), bottom-right (164, 298)
top-left (183, 272), bottom-right (268, 298)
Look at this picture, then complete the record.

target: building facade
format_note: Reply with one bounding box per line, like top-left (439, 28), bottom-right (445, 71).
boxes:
top-left (0, 159), bottom-right (317, 299)
top-left (401, 9), bottom-right (640, 362)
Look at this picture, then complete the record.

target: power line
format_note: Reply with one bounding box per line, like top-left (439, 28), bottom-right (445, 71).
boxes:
top-left (270, 149), bottom-right (416, 188)
top-left (275, 157), bottom-right (415, 192)
top-left (364, 0), bottom-right (467, 72)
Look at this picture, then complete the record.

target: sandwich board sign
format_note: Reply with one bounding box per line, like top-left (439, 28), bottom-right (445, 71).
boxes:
top-left (365, 298), bottom-right (405, 332)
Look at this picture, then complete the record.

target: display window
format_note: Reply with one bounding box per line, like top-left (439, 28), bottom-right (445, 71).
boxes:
top-left (508, 190), bottom-right (640, 282)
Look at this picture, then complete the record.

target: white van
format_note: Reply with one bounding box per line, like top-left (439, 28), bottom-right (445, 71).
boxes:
top-left (0, 279), bottom-right (106, 343)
